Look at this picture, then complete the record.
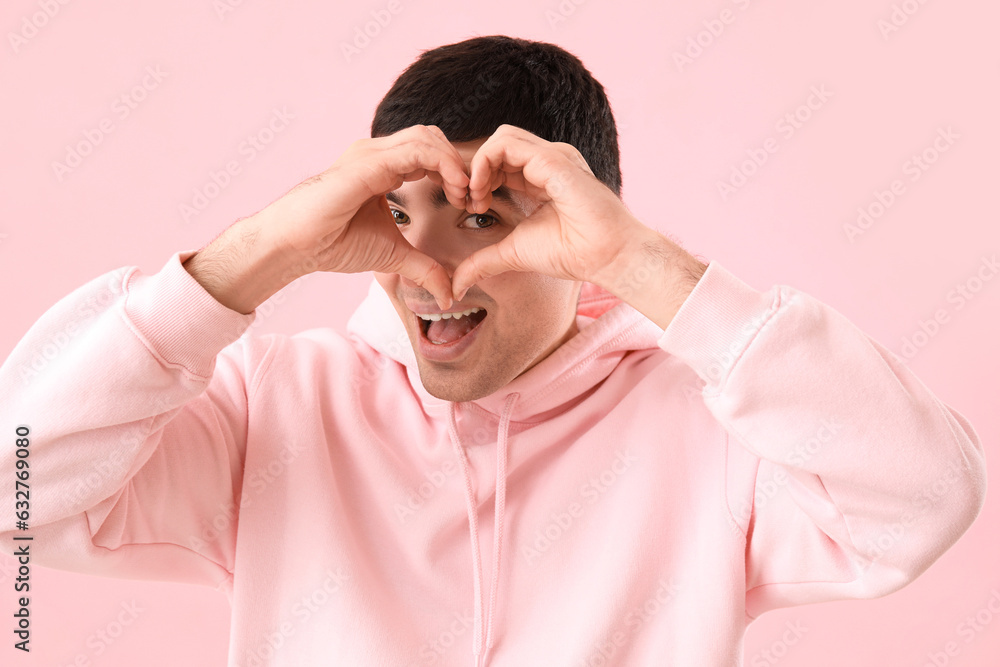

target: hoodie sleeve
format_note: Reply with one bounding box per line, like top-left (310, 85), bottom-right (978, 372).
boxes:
top-left (656, 260), bottom-right (987, 619)
top-left (0, 251), bottom-right (263, 592)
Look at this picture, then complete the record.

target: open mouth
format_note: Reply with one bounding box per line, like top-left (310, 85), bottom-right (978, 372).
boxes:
top-left (416, 307), bottom-right (488, 346)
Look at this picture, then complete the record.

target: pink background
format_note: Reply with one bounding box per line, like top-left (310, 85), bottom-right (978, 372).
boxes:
top-left (1, 0), bottom-right (998, 665)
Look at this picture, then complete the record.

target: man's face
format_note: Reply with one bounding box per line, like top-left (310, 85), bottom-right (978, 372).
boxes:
top-left (373, 138), bottom-right (582, 402)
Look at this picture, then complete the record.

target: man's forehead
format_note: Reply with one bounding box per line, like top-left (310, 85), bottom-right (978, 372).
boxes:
top-left (452, 138), bottom-right (488, 164)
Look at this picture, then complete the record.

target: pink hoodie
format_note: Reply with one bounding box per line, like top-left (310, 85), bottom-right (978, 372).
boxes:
top-left (0, 250), bottom-right (987, 666)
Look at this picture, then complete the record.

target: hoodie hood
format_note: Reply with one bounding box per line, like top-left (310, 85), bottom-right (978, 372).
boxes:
top-left (345, 277), bottom-right (664, 665)
top-left (345, 278), bottom-right (665, 421)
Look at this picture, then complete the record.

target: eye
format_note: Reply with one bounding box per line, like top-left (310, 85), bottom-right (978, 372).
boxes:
top-left (390, 209), bottom-right (410, 225)
top-left (461, 213), bottom-right (498, 230)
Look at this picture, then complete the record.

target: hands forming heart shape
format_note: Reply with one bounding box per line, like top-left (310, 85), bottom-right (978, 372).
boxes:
top-left (270, 124), bottom-right (643, 311)
top-left (192, 123), bottom-right (704, 329)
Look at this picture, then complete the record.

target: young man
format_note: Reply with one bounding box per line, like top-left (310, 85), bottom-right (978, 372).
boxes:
top-left (0, 35), bottom-right (987, 666)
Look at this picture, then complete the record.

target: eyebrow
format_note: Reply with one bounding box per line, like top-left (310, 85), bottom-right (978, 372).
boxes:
top-left (385, 184), bottom-right (520, 211)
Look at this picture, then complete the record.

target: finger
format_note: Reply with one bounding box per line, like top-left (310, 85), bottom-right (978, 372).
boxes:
top-left (466, 126), bottom-right (541, 191)
top-left (409, 125), bottom-right (471, 206)
top-left (451, 239), bottom-right (524, 303)
top-left (423, 170), bottom-right (470, 211)
top-left (467, 135), bottom-right (512, 198)
top-left (364, 196), bottom-right (454, 309)
top-left (394, 148), bottom-right (469, 198)
top-left (466, 170), bottom-right (510, 214)
top-left (468, 135), bottom-right (564, 209)
top-left (385, 127), bottom-right (470, 202)
top-left (468, 165), bottom-right (544, 215)
top-left (388, 155), bottom-right (466, 211)
top-left (466, 125), bottom-right (533, 193)
top-left (421, 125), bottom-right (474, 209)
top-left (387, 244), bottom-right (454, 311)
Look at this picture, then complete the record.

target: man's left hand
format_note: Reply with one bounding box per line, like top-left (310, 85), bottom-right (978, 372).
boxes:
top-left (451, 125), bottom-right (708, 329)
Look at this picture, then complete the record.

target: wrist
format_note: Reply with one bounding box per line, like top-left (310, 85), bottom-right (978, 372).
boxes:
top-left (597, 225), bottom-right (707, 330)
top-left (183, 212), bottom-right (313, 314)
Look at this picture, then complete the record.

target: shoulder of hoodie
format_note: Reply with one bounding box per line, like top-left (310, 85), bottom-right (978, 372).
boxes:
top-left (217, 326), bottom-right (396, 396)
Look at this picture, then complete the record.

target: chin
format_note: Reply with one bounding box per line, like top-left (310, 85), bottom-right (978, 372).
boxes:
top-left (417, 368), bottom-right (492, 403)
top-left (414, 359), bottom-right (512, 403)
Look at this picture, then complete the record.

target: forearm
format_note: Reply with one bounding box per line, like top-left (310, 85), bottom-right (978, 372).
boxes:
top-left (0, 257), bottom-right (254, 584)
top-left (183, 212), bottom-right (311, 315)
top-left (595, 224), bottom-right (708, 330)
top-left (0, 257), bottom-right (254, 528)
top-left (650, 259), bottom-right (986, 610)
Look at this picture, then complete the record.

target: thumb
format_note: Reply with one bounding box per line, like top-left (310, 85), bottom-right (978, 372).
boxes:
top-left (451, 239), bottom-right (523, 302)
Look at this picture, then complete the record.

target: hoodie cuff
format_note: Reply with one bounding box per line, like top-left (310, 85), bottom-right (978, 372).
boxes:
top-left (657, 260), bottom-right (781, 393)
top-left (122, 250), bottom-right (257, 378)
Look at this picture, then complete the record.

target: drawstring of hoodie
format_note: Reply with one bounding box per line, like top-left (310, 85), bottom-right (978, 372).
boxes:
top-left (447, 392), bottom-right (519, 667)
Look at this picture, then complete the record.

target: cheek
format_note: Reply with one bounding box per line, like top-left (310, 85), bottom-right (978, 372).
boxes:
top-left (483, 273), bottom-right (577, 331)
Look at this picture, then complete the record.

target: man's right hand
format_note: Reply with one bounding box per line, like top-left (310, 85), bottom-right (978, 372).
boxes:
top-left (184, 125), bottom-right (470, 314)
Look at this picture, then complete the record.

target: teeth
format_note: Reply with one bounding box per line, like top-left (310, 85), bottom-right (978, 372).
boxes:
top-left (416, 307), bottom-right (481, 322)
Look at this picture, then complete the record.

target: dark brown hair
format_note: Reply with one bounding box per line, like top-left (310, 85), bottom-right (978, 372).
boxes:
top-left (371, 35), bottom-right (622, 197)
